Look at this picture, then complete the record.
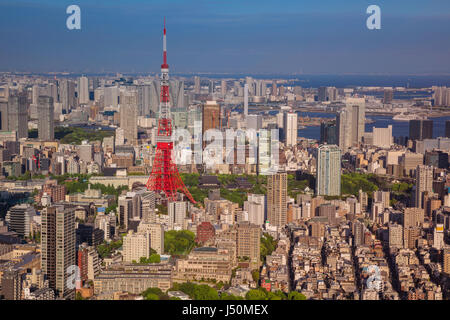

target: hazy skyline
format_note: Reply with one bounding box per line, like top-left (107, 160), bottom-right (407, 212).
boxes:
top-left (1, 0), bottom-right (449, 74)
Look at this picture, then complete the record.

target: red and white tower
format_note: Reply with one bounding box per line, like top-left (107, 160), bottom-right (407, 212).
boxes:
top-left (146, 19), bottom-right (196, 204)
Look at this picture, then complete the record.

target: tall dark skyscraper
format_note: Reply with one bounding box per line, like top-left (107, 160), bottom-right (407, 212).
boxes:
top-left (0, 101), bottom-right (8, 131)
top-left (320, 121), bottom-right (337, 145)
top-left (41, 206), bottom-right (76, 299)
top-left (7, 93), bottom-right (28, 139)
top-left (445, 120), bottom-right (450, 138)
top-left (37, 96), bottom-right (54, 141)
top-left (318, 86), bottom-right (327, 102)
top-left (409, 119), bottom-right (433, 141)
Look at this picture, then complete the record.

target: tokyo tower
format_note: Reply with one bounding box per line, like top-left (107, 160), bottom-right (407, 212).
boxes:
top-left (146, 19), bottom-right (196, 204)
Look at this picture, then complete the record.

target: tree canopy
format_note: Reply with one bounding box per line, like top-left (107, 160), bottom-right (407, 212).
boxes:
top-left (164, 230), bottom-right (196, 255)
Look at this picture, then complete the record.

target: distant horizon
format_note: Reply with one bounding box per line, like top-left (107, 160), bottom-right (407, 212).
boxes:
top-left (3, 71), bottom-right (450, 77)
top-left (3, 72), bottom-right (450, 88)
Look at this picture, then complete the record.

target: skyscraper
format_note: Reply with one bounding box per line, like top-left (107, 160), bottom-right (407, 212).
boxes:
top-left (446, 120), bottom-right (450, 138)
top-left (267, 172), bottom-right (287, 227)
top-left (0, 101), bottom-right (8, 131)
top-left (168, 201), bottom-right (187, 230)
top-left (37, 96), bottom-right (54, 141)
top-left (316, 144), bottom-right (341, 196)
top-left (221, 80), bottom-right (227, 97)
top-left (194, 76), bottom-right (200, 94)
top-left (41, 206), bottom-right (76, 299)
top-left (284, 112), bottom-right (298, 147)
top-left (8, 93), bottom-right (28, 139)
top-left (202, 101), bottom-right (221, 135)
top-left (409, 119), bottom-right (433, 141)
top-left (78, 76), bottom-right (89, 105)
top-left (119, 90), bottom-right (138, 145)
top-left (444, 247), bottom-right (450, 275)
top-left (348, 98), bottom-right (366, 146)
top-left (271, 81), bottom-right (277, 96)
top-left (244, 83), bottom-right (249, 117)
top-left (58, 79), bottom-right (76, 112)
top-left (337, 98), bottom-right (365, 150)
top-left (318, 86), bottom-right (327, 102)
top-left (320, 121), bottom-right (337, 145)
top-left (414, 165), bottom-right (434, 209)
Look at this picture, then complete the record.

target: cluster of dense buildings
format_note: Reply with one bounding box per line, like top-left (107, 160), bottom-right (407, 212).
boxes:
top-left (0, 73), bottom-right (449, 301)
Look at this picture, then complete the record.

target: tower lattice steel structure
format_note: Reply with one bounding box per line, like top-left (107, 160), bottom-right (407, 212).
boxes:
top-left (146, 19), bottom-right (196, 204)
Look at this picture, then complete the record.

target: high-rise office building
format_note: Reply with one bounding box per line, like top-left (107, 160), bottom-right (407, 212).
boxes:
top-left (78, 142), bottom-right (94, 163)
top-left (316, 144), bottom-right (341, 196)
top-left (337, 98), bottom-right (365, 150)
top-left (37, 96), bottom-right (54, 141)
top-left (353, 220), bottom-right (365, 246)
top-left (348, 98), bottom-right (366, 146)
top-left (103, 85), bottom-right (119, 108)
top-left (194, 76), bottom-right (200, 94)
top-left (236, 222), bottom-right (261, 268)
top-left (318, 86), bottom-right (327, 102)
top-left (58, 79), bottom-right (76, 112)
top-left (414, 165), bottom-right (434, 209)
top-left (424, 150), bottom-right (449, 169)
top-left (244, 194), bottom-right (266, 226)
top-left (373, 191), bottom-right (390, 208)
top-left (202, 101), bottom-right (221, 136)
top-left (372, 125), bottom-right (393, 148)
top-left (284, 112), bottom-right (298, 147)
top-left (168, 201), bottom-right (187, 230)
top-left (137, 221), bottom-right (164, 255)
top-left (221, 80), bottom-right (227, 97)
top-left (0, 101), bottom-right (8, 131)
top-left (433, 86), bottom-right (450, 106)
top-left (403, 207), bottom-right (425, 229)
top-left (244, 83), bottom-right (249, 117)
top-left (267, 172), bottom-right (287, 227)
top-left (409, 119), bottom-right (433, 141)
top-left (320, 121), bottom-right (337, 145)
top-left (136, 84), bottom-right (153, 117)
top-left (5, 204), bottom-right (36, 238)
top-left (8, 93), bottom-right (28, 139)
top-left (41, 206), bottom-right (76, 299)
top-left (444, 247), bottom-right (450, 275)
top-left (119, 90), bottom-right (138, 145)
top-left (388, 223), bottom-right (403, 248)
top-left (78, 76), bottom-right (89, 105)
top-left (445, 120), bottom-right (450, 138)
top-left (246, 114), bottom-right (262, 131)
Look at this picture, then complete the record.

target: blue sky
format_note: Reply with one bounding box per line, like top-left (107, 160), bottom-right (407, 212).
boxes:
top-left (0, 0), bottom-right (449, 74)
